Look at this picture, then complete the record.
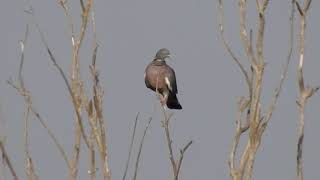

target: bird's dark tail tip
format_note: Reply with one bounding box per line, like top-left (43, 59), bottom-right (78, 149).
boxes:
top-left (166, 94), bottom-right (182, 110)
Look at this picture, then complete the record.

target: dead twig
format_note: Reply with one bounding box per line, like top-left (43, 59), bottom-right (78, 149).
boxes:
top-left (175, 140), bottom-right (193, 180)
top-left (239, 0), bottom-right (258, 71)
top-left (26, 6), bottom-right (90, 149)
top-left (0, 141), bottom-right (18, 180)
top-left (122, 113), bottom-right (139, 180)
top-left (219, 0), bottom-right (295, 179)
top-left (160, 107), bottom-right (192, 180)
top-left (88, 131), bottom-right (97, 180)
top-left (133, 118), bottom-right (152, 180)
top-left (19, 24), bottom-right (38, 180)
top-left (218, 0), bottom-right (252, 97)
top-left (260, 0), bottom-right (295, 133)
top-left (8, 21), bottom-right (70, 179)
top-left (295, 1), bottom-right (317, 180)
top-left (89, 3), bottom-right (111, 178)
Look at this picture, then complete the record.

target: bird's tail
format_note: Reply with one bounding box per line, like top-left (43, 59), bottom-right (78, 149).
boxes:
top-left (166, 93), bottom-right (182, 109)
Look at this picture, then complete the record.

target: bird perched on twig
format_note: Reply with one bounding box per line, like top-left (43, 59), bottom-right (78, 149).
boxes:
top-left (144, 48), bottom-right (182, 109)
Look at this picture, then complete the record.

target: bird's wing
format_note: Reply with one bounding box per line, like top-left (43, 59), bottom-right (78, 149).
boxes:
top-left (165, 66), bottom-right (178, 94)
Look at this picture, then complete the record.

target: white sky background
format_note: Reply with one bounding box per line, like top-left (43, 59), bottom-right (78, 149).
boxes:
top-left (1, 0), bottom-right (320, 179)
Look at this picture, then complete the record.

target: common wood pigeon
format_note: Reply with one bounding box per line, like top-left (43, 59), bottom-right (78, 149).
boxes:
top-left (144, 48), bottom-right (182, 109)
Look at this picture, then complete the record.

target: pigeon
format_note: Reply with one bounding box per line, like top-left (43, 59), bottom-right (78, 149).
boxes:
top-left (144, 48), bottom-right (182, 109)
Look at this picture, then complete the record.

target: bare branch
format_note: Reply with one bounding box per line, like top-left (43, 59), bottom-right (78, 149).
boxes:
top-left (0, 141), bottom-right (18, 180)
top-left (133, 118), bottom-right (152, 180)
top-left (18, 25), bottom-right (38, 180)
top-left (260, 0), bottom-right (295, 132)
top-left (303, 0), bottom-right (312, 12)
top-left (80, 0), bottom-right (85, 12)
top-left (262, 0), bottom-right (270, 13)
top-left (218, 0), bottom-right (252, 96)
top-left (162, 110), bottom-right (177, 178)
top-left (8, 21), bottom-right (71, 177)
top-left (122, 113), bottom-right (139, 180)
top-left (256, 3), bottom-right (267, 65)
top-left (160, 106), bottom-right (192, 180)
top-left (296, 1), bottom-right (316, 180)
top-left (27, 6), bottom-right (90, 148)
top-left (239, 0), bottom-right (258, 71)
top-left (88, 132), bottom-right (96, 180)
top-left (229, 97), bottom-right (250, 180)
top-left (295, 1), bottom-right (303, 16)
top-left (88, 3), bottom-right (111, 177)
top-left (59, 0), bottom-right (75, 47)
top-left (175, 140), bottom-right (193, 180)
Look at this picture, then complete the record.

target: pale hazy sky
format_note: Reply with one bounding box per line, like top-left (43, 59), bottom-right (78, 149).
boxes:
top-left (1, 0), bottom-right (320, 179)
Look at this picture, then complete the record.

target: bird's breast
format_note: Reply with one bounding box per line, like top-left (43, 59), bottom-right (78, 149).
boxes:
top-left (145, 65), bottom-right (167, 91)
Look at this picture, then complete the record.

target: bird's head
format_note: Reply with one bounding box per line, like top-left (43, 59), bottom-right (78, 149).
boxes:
top-left (154, 48), bottom-right (171, 61)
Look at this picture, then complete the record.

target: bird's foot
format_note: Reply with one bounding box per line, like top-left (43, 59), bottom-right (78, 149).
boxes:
top-left (160, 97), bottom-right (166, 107)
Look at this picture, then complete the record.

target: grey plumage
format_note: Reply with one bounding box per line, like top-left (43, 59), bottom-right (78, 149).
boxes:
top-left (145, 48), bottom-right (182, 109)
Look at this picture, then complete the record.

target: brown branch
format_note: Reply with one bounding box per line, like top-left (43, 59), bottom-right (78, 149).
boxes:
top-left (303, 0), bottom-right (312, 12)
top-left (26, 6), bottom-right (90, 148)
top-left (162, 110), bottom-right (177, 178)
top-left (8, 21), bottom-right (71, 178)
top-left (88, 4), bottom-right (110, 178)
top-left (133, 118), bottom-right (152, 180)
top-left (0, 141), bottom-right (18, 180)
top-left (70, 123), bottom-right (81, 180)
top-left (8, 82), bottom-right (71, 171)
top-left (122, 113), bottom-right (139, 180)
top-left (218, 0), bottom-right (252, 96)
top-left (260, 0), bottom-right (295, 133)
top-left (175, 140), bottom-right (193, 180)
top-left (256, 0), bottom-right (269, 65)
top-left (18, 25), bottom-right (38, 180)
top-left (88, 132), bottom-right (96, 180)
top-left (59, 0), bottom-right (76, 47)
top-left (228, 97), bottom-right (250, 180)
top-left (222, 0), bottom-right (289, 179)
top-left (80, 0), bottom-right (85, 12)
top-left (239, 0), bottom-right (258, 71)
top-left (295, 1), bottom-right (317, 180)
top-left (160, 107), bottom-right (192, 180)
top-left (295, 1), bottom-right (303, 16)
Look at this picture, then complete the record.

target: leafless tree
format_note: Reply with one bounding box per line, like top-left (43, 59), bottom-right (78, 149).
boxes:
top-left (8, 0), bottom-right (111, 179)
top-left (218, 0), bottom-right (295, 179)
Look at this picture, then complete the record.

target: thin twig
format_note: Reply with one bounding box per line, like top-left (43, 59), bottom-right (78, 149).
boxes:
top-left (175, 140), bottom-right (193, 180)
top-left (59, 0), bottom-right (75, 47)
top-left (18, 25), bottom-right (38, 180)
top-left (88, 132), bottom-right (96, 180)
top-left (239, 0), bottom-right (258, 71)
top-left (218, 0), bottom-right (252, 96)
top-left (260, 0), bottom-right (295, 133)
top-left (162, 110), bottom-right (177, 178)
top-left (133, 118), bottom-right (152, 180)
top-left (7, 21), bottom-right (71, 176)
top-left (160, 105), bottom-right (192, 180)
top-left (122, 113), bottom-right (139, 180)
top-left (89, 3), bottom-right (110, 178)
top-left (228, 97), bottom-right (250, 179)
top-left (26, 6), bottom-right (90, 148)
top-left (0, 142), bottom-right (18, 180)
top-left (80, 0), bottom-right (85, 12)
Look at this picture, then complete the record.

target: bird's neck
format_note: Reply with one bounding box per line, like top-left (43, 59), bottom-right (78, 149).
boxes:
top-left (153, 58), bottom-right (165, 62)
top-left (152, 59), bottom-right (166, 65)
